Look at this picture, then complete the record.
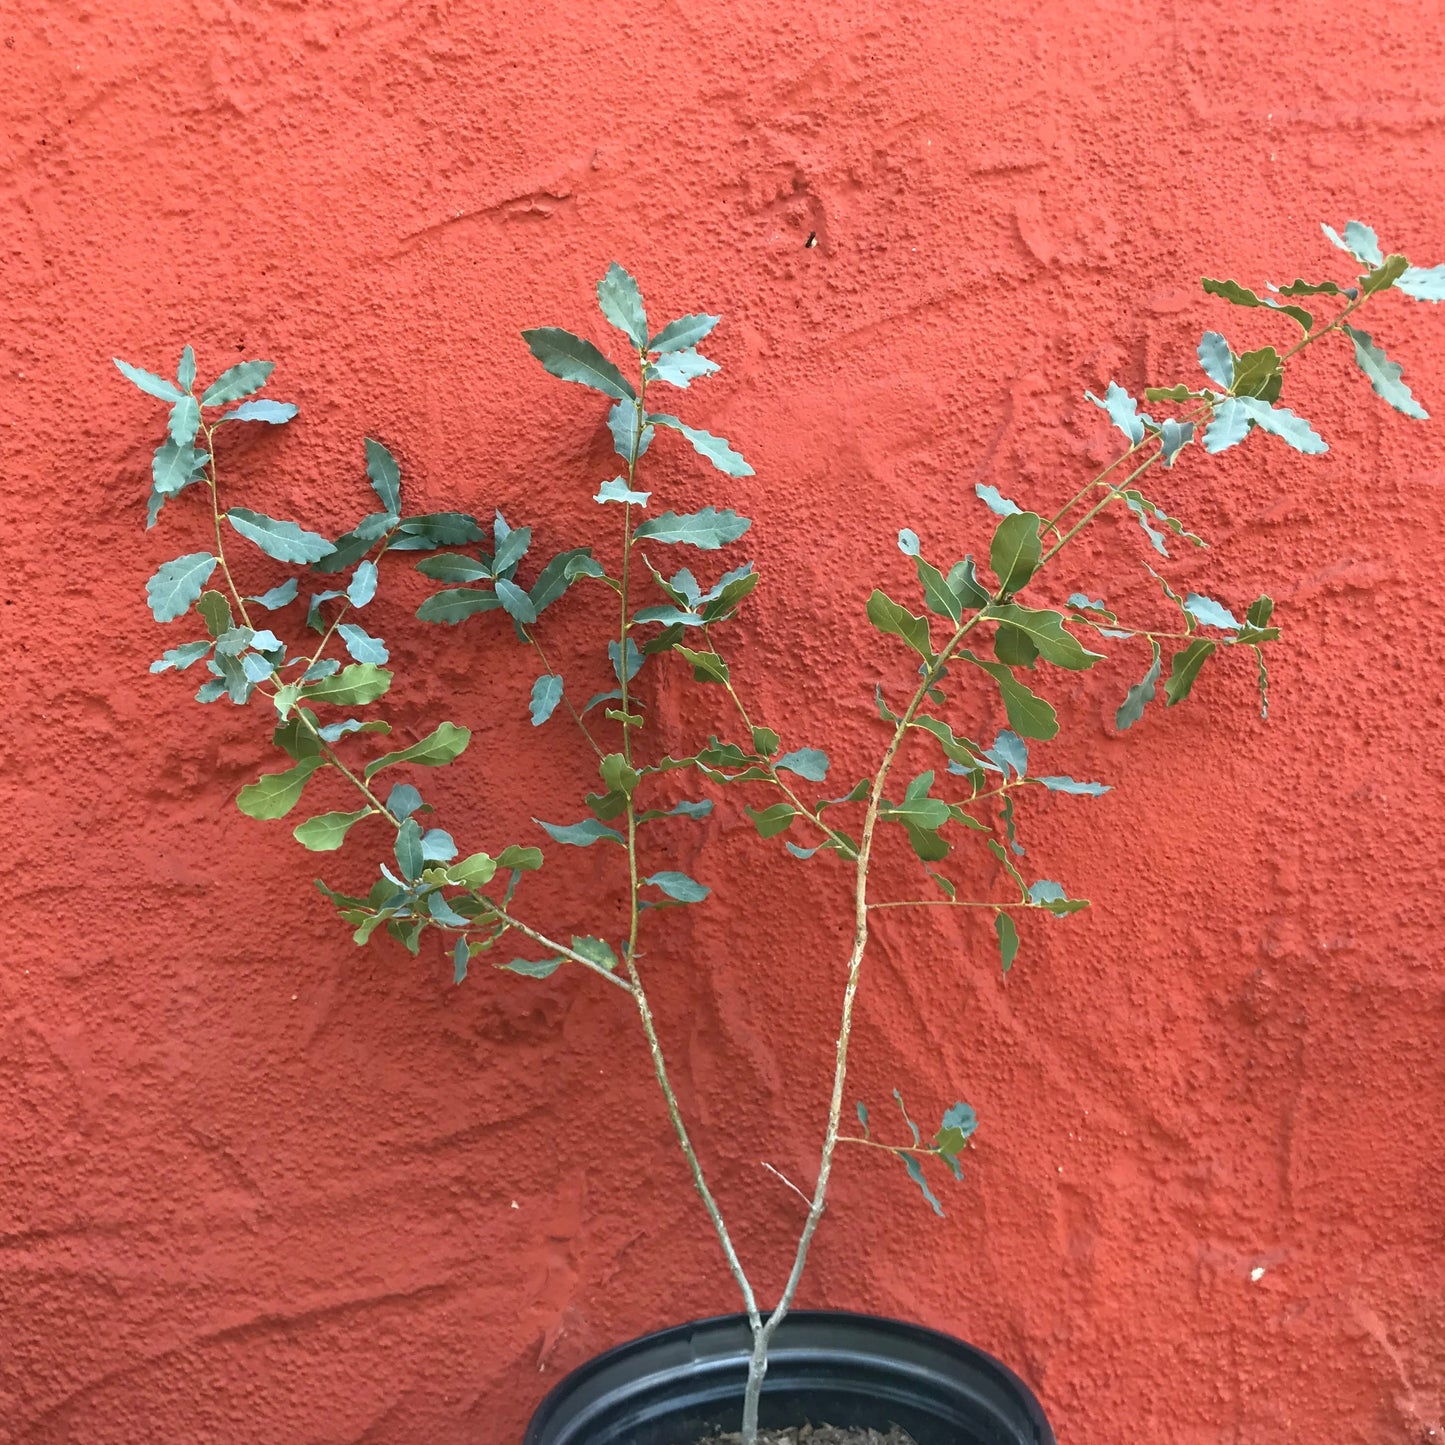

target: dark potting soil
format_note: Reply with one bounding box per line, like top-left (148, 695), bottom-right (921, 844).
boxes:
top-left (684, 1427), bottom-right (918, 1445)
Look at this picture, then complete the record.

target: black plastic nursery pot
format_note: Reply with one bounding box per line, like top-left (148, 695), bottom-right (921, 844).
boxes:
top-left (523, 1311), bottom-right (1055, 1445)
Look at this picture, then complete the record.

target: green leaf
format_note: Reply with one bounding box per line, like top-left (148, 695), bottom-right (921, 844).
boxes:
top-left (237, 756), bottom-right (325, 820)
top-left (983, 604), bottom-right (1103, 670)
top-left (1116, 639), bottom-right (1162, 730)
top-left (975, 483), bottom-right (1021, 517)
top-left (751, 726), bottom-right (780, 756)
top-left (534, 816), bottom-right (625, 847)
top-left (1277, 278), bottom-right (1343, 297)
top-left (503, 956), bottom-right (563, 980)
top-left (994, 911), bottom-right (1019, 973)
top-left (1029, 880), bottom-right (1089, 916)
top-left (201, 361), bottom-right (274, 407)
top-left (521, 327), bottom-right (636, 401)
top-left (596, 477), bottom-right (650, 506)
top-left (1197, 332), bottom-right (1233, 390)
top-left (935, 1101), bottom-right (978, 1162)
top-left (337, 623), bottom-right (388, 664)
top-left (114, 357), bottom-right (184, 402)
top-left (776, 747), bottom-right (829, 782)
top-left (1145, 384), bottom-right (1194, 402)
top-left (416, 588), bottom-right (500, 625)
top-left (447, 852), bottom-right (498, 887)
top-left (649, 349), bottom-right (719, 388)
top-left (746, 803), bottom-right (797, 839)
top-left (364, 722), bottom-right (470, 780)
top-left (1397, 264), bottom-right (1445, 302)
top-left (222, 398), bottom-right (296, 424)
top-left (866, 590), bottom-right (933, 660)
top-left (394, 818), bottom-right (424, 880)
top-left (1083, 381), bottom-right (1144, 444)
top-left (635, 507), bottom-right (751, 549)
top-left (195, 591), bottom-right (232, 638)
top-left (1342, 325), bottom-right (1428, 420)
top-left (911, 715), bottom-right (985, 771)
top-left (301, 663), bottom-right (393, 706)
top-left (151, 439), bottom-right (207, 495)
top-left (530, 674), bottom-right (563, 726)
top-left (1183, 593), bottom-right (1239, 630)
top-left (600, 752), bottom-right (640, 797)
top-left (989, 513), bottom-right (1043, 598)
top-left (226, 508), bottom-right (335, 565)
top-left (913, 555), bottom-right (963, 624)
top-left (646, 414), bottom-right (753, 477)
top-left (1163, 638), bottom-right (1217, 706)
top-left (960, 651), bottom-right (1058, 740)
top-left (571, 936), bottom-right (619, 972)
top-left (493, 519), bottom-right (532, 576)
top-left (649, 313), bottom-right (719, 351)
top-left (494, 577), bottom-right (537, 624)
top-left (1234, 397), bottom-right (1328, 454)
top-left (531, 549), bottom-right (600, 613)
top-left (673, 644), bottom-right (730, 684)
top-left (1360, 254), bottom-right (1408, 296)
top-left (645, 871), bottom-right (710, 903)
top-left (597, 262), bottom-right (649, 347)
top-left (1247, 595), bottom-right (1275, 628)
top-left (317, 717), bottom-right (390, 744)
top-left (364, 438), bottom-right (401, 514)
top-left (1202, 276), bottom-right (1311, 332)
top-left (146, 553), bottom-right (218, 622)
top-left (394, 513), bottom-right (485, 547)
top-left (946, 557), bottom-right (990, 608)
top-left (294, 808), bottom-right (374, 852)
top-left (167, 394), bottom-right (201, 446)
top-left (1231, 347), bottom-right (1282, 401)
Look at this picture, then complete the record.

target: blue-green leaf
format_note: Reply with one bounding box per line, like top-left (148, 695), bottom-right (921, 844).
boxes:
top-left (337, 622), bottom-right (388, 664)
top-left (609, 638), bottom-right (643, 683)
top-left (494, 577), bottom-right (536, 624)
top-left (453, 938), bottom-right (470, 986)
top-left (1029, 880), bottom-right (1089, 915)
top-left (149, 640), bottom-right (213, 673)
top-left (146, 552), bottom-right (218, 622)
top-left (975, 483), bottom-right (1021, 517)
top-left (1183, 592), bottom-right (1239, 630)
top-left (522, 327), bottom-right (636, 401)
top-left (1203, 398), bottom-right (1249, 454)
top-left (387, 783), bottom-right (426, 820)
top-left (227, 508), bottom-right (335, 564)
top-left (151, 440), bottom-right (207, 496)
top-left (1234, 397), bottom-right (1328, 454)
top-left (897, 528), bottom-right (921, 556)
top-left (596, 477), bottom-right (650, 506)
top-left (504, 956), bottom-right (564, 980)
top-left (415, 554), bottom-right (491, 584)
top-left (648, 348), bottom-right (718, 388)
top-left (986, 730), bottom-right (1027, 779)
top-left (223, 398), bottom-right (296, 424)
top-left (114, 357), bottom-right (184, 402)
top-left (416, 588), bottom-right (499, 624)
top-left (531, 549), bottom-right (601, 612)
top-left (248, 579), bottom-right (299, 610)
top-left (649, 313), bottom-right (719, 352)
top-left (492, 522), bottom-right (532, 579)
top-left (645, 871), bottom-right (710, 903)
top-left (1158, 419), bottom-right (1194, 468)
top-left (899, 1152), bottom-right (943, 1217)
top-left (1036, 776), bottom-right (1109, 796)
top-left (346, 560), bottom-right (378, 608)
top-left (201, 361), bottom-right (274, 407)
top-left (1116, 639), bottom-right (1162, 730)
top-left (1342, 325), bottom-right (1429, 420)
top-left (1322, 220), bottom-right (1382, 268)
top-left (1197, 332), bottom-right (1234, 390)
top-left (1397, 264), bottom-right (1445, 302)
top-left (395, 818), bottom-right (424, 880)
top-left (167, 394), bottom-right (201, 446)
top-left (421, 828), bottom-right (457, 863)
top-left (646, 414), bottom-right (753, 477)
top-left (775, 748), bottom-right (829, 782)
top-left (393, 512), bottom-right (486, 548)
top-left (607, 398), bottom-right (653, 460)
top-left (634, 507), bottom-right (751, 549)
top-left (365, 438), bottom-right (401, 514)
top-left (1084, 381), bottom-right (1145, 444)
top-left (597, 262), bottom-right (649, 347)
top-left (534, 817), bottom-right (625, 847)
top-left (530, 674), bottom-right (563, 726)
top-left (176, 346), bottom-right (196, 391)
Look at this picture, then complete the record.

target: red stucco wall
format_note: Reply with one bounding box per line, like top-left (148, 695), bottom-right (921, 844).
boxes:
top-left (4, 3), bottom-right (1444, 1442)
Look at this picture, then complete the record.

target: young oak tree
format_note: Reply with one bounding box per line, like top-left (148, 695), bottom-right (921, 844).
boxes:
top-left (120, 221), bottom-right (1442, 1444)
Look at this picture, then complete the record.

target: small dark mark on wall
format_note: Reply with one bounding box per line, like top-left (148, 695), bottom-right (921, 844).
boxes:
top-left (804, 231), bottom-right (818, 248)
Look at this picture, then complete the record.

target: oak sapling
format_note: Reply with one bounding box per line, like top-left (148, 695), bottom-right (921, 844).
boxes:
top-left (120, 221), bottom-right (1443, 1444)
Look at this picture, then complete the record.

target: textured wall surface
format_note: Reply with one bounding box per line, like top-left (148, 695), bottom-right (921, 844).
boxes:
top-left (3, 2), bottom-right (1444, 1442)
